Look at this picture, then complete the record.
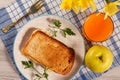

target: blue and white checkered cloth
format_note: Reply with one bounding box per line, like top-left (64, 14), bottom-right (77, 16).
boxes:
top-left (0, 0), bottom-right (120, 80)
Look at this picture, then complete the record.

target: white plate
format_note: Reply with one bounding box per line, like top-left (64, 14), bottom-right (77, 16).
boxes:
top-left (13, 15), bottom-right (85, 80)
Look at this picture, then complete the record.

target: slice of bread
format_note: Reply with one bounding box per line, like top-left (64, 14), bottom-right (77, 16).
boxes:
top-left (21, 30), bottom-right (75, 75)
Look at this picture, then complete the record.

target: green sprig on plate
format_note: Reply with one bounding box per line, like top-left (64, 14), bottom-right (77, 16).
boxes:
top-left (21, 61), bottom-right (49, 80)
top-left (48, 19), bottom-right (75, 37)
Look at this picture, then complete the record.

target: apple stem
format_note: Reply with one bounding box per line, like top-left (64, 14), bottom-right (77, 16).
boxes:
top-left (99, 56), bottom-right (103, 62)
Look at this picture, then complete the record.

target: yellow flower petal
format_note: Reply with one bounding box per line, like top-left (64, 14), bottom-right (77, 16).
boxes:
top-left (60, 0), bottom-right (73, 10)
top-left (78, 0), bottom-right (96, 12)
top-left (114, 1), bottom-right (120, 6)
top-left (78, 0), bottom-right (89, 12)
top-left (72, 0), bottom-right (80, 13)
top-left (103, 2), bottom-right (119, 16)
top-left (60, 0), bottom-right (97, 13)
top-left (89, 0), bottom-right (96, 11)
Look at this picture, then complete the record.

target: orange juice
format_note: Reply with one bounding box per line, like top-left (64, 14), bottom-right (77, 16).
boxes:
top-left (82, 12), bottom-right (114, 42)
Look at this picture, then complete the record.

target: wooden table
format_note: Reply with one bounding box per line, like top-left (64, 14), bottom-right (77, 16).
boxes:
top-left (0, 0), bottom-right (120, 80)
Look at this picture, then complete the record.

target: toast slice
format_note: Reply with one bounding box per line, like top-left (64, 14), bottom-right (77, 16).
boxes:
top-left (21, 30), bottom-right (75, 75)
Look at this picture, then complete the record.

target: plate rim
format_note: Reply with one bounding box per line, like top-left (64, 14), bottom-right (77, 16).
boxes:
top-left (13, 14), bottom-right (86, 80)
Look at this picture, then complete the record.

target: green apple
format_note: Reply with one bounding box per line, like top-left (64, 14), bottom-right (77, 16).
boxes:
top-left (85, 45), bottom-right (113, 73)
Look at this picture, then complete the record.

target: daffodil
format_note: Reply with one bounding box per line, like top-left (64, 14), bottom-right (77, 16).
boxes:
top-left (100, 0), bottom-right (120, 19)
top-left (78, 0), bottom-right (96, 12)
top-left (60, 0), bottom-right (73, 10)
top-left (104, 1), bottom-right (120, 16)
top-left (71, 0), bottom-right (80, 13)
top-left (60, 0), bottom-right (96, 13)
top-left (60, 0), bottom-right (80, 13)
top-left (60, 0), bottom-right (120, 17)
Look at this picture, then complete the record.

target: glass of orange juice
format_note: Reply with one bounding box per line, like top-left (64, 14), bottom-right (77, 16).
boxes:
top-left (82, 12), bottom-right (114, 42)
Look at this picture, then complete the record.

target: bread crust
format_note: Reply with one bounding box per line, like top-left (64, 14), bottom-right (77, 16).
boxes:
top-left (21, 30), bottom-right (75, 75)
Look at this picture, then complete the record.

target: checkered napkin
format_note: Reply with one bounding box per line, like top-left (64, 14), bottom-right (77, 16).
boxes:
top-left (0, 0), bottom-right (120, 80)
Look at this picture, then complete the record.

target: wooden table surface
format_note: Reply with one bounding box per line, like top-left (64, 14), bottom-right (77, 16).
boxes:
top-left (0, 0), bottom-right (120, 80)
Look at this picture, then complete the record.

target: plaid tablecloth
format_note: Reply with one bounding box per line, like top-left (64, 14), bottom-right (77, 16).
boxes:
top-left (0, 0), bottom-right (120, 80)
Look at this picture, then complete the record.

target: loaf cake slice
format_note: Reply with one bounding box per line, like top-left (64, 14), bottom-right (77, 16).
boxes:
top-left (21, 30), bottom-right (75, 75)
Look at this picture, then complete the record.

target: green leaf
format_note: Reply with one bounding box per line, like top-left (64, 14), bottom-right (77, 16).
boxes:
top-left (43, 67), bottom-right (49, 80)
top-left (21, 61), bottom-right (34, 69)
top-left (53, 20), bottom-right (61, 28)
top-left (63, 28), bottom-right (75, 37)
top-left (35, 74), bottom-right (41, 77)
top-left (21, 61), bottom-right (49, 80)
top-left (52, 30), bottom-right (57, 37)
top-left (60, 29), bottom-right (67, 37)
top-left (34, 74), bottom-right (41, 80)
top-left (43, 73), bottom-right (48, 80)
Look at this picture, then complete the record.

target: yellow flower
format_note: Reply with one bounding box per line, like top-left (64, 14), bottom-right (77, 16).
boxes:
top-left (60, 0), bottom-right (80, 13)
top-left (60, 0), bottom-right (73, 10)
top-left (78, 0), bottom-right (96, 12)
top-left (89, 0), bottom-right (97, 11)
top-left (72, 0), bottom-right (80, 13)
top-left (102, 1), bottom-right (120, 16)
top-left (60, 0), bottom-right (96, 13)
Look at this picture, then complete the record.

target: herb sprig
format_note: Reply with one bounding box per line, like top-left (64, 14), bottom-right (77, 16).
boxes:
top-left (47, 18), bottom-right (75, 37)
top-left (21, 61), bottom-right (49, 80)
top-left (62, 28), bottom-right (75, 37)
top-left (53, 19), bottom-right (61, 28)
